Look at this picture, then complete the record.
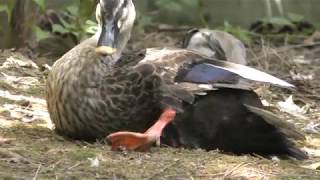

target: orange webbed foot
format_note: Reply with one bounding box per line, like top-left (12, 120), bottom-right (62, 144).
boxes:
top-left (107, 131), bottom-right (159, 151)
top-left (106, 108), bottom-right (176, 152)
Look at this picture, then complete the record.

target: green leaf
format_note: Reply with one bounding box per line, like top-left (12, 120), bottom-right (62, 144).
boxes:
top-left (0, 5), bottom-right (8, 12)
top-left (34, 26), bottom-right (50, 42)
top-left (268, 17), bottom-right (293, 26)
top-left (79, 0), bottom-right (96, 21)
top-left (156, 0), bottom-right (182, 12)
top-left (72, 31), bottom-right (81, 38)
top-left (66, 5), bottom-right (79, 16)
top-left (235, 28), bottom-right (252, 45)
top-left (32, 0), bottom-right (46, 11)
top-left (5, 0), bottom-right (16, 22)
top-left (183, 0), bottom-right (198, 7)
top-left (58, 16), bottom-right (72, 29)
top-left (223, 21), bottom-right (232, 30)
top-left (288, 13), bottom-right (304, 22)
top-left (52, 24), bottom-right (69, 34)
top-left (85, 20), bottom-right (98, 34)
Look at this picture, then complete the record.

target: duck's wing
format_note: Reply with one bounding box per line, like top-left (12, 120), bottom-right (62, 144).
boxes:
top-left (115, 49), bottom-right (147, 67)
top-left (139, 48), bottom-right (294, 88)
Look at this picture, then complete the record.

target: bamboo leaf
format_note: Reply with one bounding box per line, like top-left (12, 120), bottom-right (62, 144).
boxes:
top-left (79, 0), bottom-right (96, 21)
top-left (33, 0), bottom-right (46, 11)
top-left (52, 24), bottom-right (69, 34)
top-left (6, 0), bottom-right (16, 22)
top-left (0, 5), bottom-right (7, 12)
top-left (34, 26), bottom-right (50, 41)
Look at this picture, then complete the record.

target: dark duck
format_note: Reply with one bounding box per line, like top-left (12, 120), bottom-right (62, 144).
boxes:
top-left (182, 28), bottom-right (247, 65)
top-left (46, 0), bottom-right (307, 159)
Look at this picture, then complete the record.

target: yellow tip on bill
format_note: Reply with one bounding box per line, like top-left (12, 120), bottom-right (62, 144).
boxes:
top-left (95, 46), bottom-right (117, 55)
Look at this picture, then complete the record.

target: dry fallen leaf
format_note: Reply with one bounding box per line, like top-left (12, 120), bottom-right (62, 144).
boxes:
top-left (277, 95), bottom-right (309, 119)
top-left (302, 147), bottom-right (320, 157)
top-left (303, 122), bottom-right (320, 134)
top-left (290, 71), bottom-right (314, 81)
top-left (301, 162), bottom-right (320, 170)
top-left (2, 56), bottom-right (38, 69)
top-left (88, 157), bottom-right (100, 167)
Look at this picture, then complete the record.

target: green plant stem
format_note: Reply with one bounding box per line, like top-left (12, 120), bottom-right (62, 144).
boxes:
top-left (198, 0), bottom-right (208, 27)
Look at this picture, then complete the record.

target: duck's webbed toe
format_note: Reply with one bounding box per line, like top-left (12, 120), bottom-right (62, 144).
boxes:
top-left (106, 108), bottom-right (176, 151)
top-left (107, 131), bottom-right (157, 151)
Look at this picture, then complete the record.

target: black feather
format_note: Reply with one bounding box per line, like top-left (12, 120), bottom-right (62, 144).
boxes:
top-left (162, 89), bottom-right (307, 159)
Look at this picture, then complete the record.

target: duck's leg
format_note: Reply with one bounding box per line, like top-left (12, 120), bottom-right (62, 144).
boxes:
top-left (107, 108), bottom-right (176, 151)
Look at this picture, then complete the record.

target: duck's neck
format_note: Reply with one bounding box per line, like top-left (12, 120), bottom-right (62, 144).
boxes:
top-left (91, 29), bottom-right (123, 66)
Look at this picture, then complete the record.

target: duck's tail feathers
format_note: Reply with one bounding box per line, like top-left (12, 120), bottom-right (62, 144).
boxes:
top-left (287, 146), bottom-right (309, 160)
top-left (244, 104), bottom-right (308, 160)
top-left (244, 104), bottom-right (305, 140)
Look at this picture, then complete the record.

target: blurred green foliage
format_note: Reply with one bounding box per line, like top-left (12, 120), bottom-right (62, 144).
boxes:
top-left (49, 0), bottom-right (97, 41)
top-left (0, 0), bottom-right (316, 49)
top-left (0, 0), bottom-right (97, 47)
top-left (0, 0), bottom-right (16, 22)
top-left (220, 22), bottom-right (254, 45)
top-left (152, 0), bottom-right (208, 26)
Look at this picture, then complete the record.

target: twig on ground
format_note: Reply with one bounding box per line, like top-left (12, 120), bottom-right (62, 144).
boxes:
top-left (252, 41), bottom-right (320, 61)
top-left (68, 162), bottom-right (81, 170)
top-left (50, 159), bottom-right (63, 170)
top-left (223, 162), bottom-right (250, 178)
top-left (33, 164), bottom-right (42, 180)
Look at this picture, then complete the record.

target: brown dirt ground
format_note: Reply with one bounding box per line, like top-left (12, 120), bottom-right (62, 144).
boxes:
top-left (0, 30), bottom-right (320, 179)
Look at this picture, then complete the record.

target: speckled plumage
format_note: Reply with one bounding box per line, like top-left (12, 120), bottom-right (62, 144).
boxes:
top-left (46, 39), bottom-right (207, 140)
top-left (46, 0), bottom-right (307, 159)
top-left (46, 41), bottom-right (296, 141)
top-left (47, 38), bottom-right (163, 140)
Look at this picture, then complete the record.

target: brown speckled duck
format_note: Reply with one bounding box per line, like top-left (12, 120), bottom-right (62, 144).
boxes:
top-left (47, 0), bottom-right (307, 159)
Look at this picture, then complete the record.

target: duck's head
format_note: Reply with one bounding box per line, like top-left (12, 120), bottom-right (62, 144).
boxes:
top-left (95, 0), bottom-right (136, 55)
top-left (182, 29), bottom-right (218, 58)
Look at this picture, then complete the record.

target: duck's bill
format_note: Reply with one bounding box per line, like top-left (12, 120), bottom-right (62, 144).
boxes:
top-left (95, 46), bottom-right (117, 55)
top-left (96, 21), bottom-right (118, 55)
